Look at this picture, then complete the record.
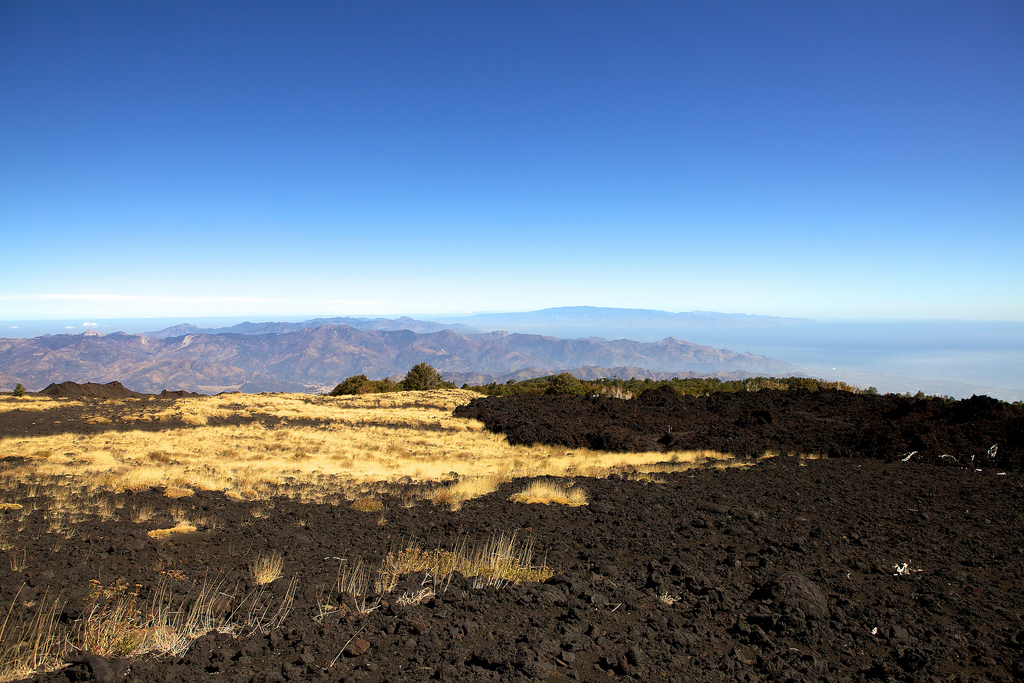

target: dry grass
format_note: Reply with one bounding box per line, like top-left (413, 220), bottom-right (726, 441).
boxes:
top-left (0, 396), bottom-right (53, 414)
top-left (146, 522), bottom-right (197, 539)
top-left (0, 387), bottom-right (746, 681)
top-left (349, 497), bottom-right (384, 513)
top-left (131, 504), bottom-right (155, 523)
top-left (0, 588), bottom-right (66, 683)
top-left (509, 480), bottom-right (588, 506)
top-left (5, 572), bottom-right (301, 676)
top-left (317, 532), bottom-right (550, 619)
top-left (0, 391), bottom-right (739, 508)
top-left (381, 533), bottom-right (551, 591)
top-left (80, 580), bottom-right (146, 658)
top-left (249, 552), bottom-right (284, 585)
top-left (427, 475), bottom-right (503, 511)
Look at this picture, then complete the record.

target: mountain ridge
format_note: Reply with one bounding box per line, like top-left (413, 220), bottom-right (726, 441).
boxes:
top-left (144, 316), bottom-right (478, 338)
top-left (0, 323), bottom-right (800, 394)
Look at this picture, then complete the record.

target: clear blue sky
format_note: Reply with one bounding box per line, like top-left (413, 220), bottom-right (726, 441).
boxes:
top-left (2, 1), bottom-right (1021, 321)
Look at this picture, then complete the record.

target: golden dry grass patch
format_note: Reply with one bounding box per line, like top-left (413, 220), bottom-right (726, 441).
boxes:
top-left (146, 522), bottom-right (197, 539)
top-left (0, 395), bottom-right (56, 414)
top-left (510, 480), bottom-right (589, 506)
top-left (349, 497), bottom-right (384, 512)
top-left (0, 390), bottom-right (740, 509)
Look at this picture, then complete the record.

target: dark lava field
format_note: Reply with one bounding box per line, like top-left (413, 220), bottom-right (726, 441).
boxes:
top-left (6, 388), bottom-right (1024, 683)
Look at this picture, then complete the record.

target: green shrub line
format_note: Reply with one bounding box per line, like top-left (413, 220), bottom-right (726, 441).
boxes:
top-left (464, 374), bottom-right (880, 398)
top-left (328, 364), bottom-right (1024, 405)
top-left (328, 363), bottom-right (456, 396)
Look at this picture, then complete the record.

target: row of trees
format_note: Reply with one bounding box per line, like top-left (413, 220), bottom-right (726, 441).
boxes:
top-left (329, 363), bottom-right (456, 395)
top-left (467, 374), bottom-right (878, 398)
top-left (329, 365), bottom-right (884, 399)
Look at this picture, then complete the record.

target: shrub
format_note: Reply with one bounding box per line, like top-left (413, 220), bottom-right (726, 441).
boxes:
top-left (545, 372), bottom-right (587, 396)
top-left (329, 375), bottom-right (371, 396)
top-left (12, 384), bottom-right (25, 397)
top-left (330, 375), bottom-right (404, 395)
top-left (401, 363), bottom-right (444, 391)
top-left (376, 377), bottom-right (399, 392)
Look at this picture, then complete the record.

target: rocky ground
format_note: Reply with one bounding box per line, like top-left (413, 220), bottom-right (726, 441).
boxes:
top-left (454, 387), bottom-right (1023, 469)
top-left (3, 388), bottom-right (1023, 682)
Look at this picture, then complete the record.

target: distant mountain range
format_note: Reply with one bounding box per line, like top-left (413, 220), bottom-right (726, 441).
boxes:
top-left (141, 307), bottom-right (806, 341)
top-left (0, 314), bottom-right (801, 394)
top-left (431, 306), bottom-right (810, 342)
top-left (144, 316), bottom-right (477, 338)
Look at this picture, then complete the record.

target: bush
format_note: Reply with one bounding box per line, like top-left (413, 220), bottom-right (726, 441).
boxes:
top-left (401, 363), bottom-right (444, 391)
top-left (329, 375), bottom-right (372, 396)
top-left (330, 375), bottom-right (401, 395)
top-left (376, 377), bottom-right (399, 392)
top-left (545, 373), bottom-right (587, 396)
top-left (12, 383), bottom-right (25, 397)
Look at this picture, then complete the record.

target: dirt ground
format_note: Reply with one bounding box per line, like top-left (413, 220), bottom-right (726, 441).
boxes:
top-left (3, 389), bottom-right (1023, 682)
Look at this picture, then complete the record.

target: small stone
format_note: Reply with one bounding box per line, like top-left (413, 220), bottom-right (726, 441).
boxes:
top-left (435, 663), bottom-right (458, 681)
top-left (344, 638), bottom-right (371, 657)
top-left (521, 660), bottom-right (556, 678)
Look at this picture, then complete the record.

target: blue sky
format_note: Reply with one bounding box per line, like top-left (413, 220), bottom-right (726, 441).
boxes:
top-left (2, 1), bottom-right (1022, 321)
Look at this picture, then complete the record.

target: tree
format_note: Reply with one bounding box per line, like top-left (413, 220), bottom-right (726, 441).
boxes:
top-left (13, 383), bottom-right (25, 397)
top-left (545, 372), bottom-right (587, 396)
top-left (376, 377), bottom-right (399, 393)
top-left (329, 375), bottom-right (371, 396)
top-left (401, 363), bottom-right (444, 391)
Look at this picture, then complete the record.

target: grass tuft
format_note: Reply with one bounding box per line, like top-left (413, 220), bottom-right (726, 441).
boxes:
top-left (510, 480), bottom-right (588, 506)
top-left (250, 552), bottom-right (284, 585)
top-left (147, 522), bottom-right (196, 539)
top-left (0, 587), bottom-right (66, 682)
top-left (378, 532), bottom-right (551, 593)
top-left (428, 475), bottom-right (503, 511)
top-left (80, 580), bottom-right (146, 658)
top-left (349, 497), bottom-right (383, 513)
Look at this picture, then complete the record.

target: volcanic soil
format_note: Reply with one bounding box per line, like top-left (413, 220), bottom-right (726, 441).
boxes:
top-left (3, 388), bottom-right (1023, 682)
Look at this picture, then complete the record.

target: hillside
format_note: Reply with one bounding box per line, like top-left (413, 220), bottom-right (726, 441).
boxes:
top-left (0, 325), bottom-right (800, 394)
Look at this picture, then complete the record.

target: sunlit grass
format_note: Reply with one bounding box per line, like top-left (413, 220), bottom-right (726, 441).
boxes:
top-left (0, 390), bottom-right (736, 504)
top-left (510, 480), bottom-right (589, 506)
